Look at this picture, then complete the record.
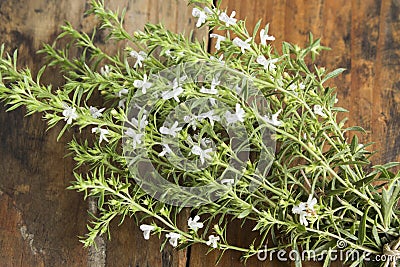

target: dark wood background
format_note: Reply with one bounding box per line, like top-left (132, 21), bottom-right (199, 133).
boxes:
top-left (0, 0), bottom-right (399, 266)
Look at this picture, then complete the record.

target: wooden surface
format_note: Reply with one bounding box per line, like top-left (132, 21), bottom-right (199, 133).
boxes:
top-left (0, 0), bottom-right (399, 266)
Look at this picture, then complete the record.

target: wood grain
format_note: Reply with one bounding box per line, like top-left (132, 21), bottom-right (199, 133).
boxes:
top-left (0, 0), bottom-right (399, 266)
top-left (189, 0), bottom-right (399, 266)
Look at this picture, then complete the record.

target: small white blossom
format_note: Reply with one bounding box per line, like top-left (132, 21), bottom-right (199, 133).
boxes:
top-left (210, 54), bottom-right (225, 64)
top-left (89, 106), bottom-right (105, 119)
top-left (91, 127), bottom-right (109, 144)
top-left (117, 88), bottom-right (129, 108)
top-left (134, 74), bottom-right (152, 94)
top-left (192, 7), bottom-right (207, 28)
top-left (206, 235), bottom-right (220, 248)
top-left (200, 86), bottom-right (218, 95)
top-left (209, 98), bottom-right (217, 106)
top-left (170, 75), bottom-right (187, 89)
top-left (158, 144), bottom-right (173, 157)
top-left (221, 179), bottom-right (235, 186)
top-left (166, 232), bottom-right (181, 247)
top-left (235, 85), bottom-right (242, 95)
top-left (210, 33), bottom-right (227, 50)
top-left (256, 55), bottom-right (278, 71)
top-left (197, 136), bottom-right (212, 147)
top-left (292, 195), bottom-right (318, 226)
top-left (260, 28), bottom-right (275, 46)
top-left (125, 128), bottom-right (143, 149)
top-left (233, 37), bottom-right (252, 53)
top-left (225, 103), bottom-right (245, 125)
top-left (313, 105), bottom-right (327, 118)
top-left (219, 11), bottom-right (237, 27)
top-left (200, 77), bottom-right (219, 94)
top-left (130, 50), bottom-right (147, 68)
top-left (204, 7), bottom-right (219, 15)
top-left (188, 215), bottom-right (204, 232)
top-left (160, 121), bottom-right (182, 137)
top-left (62, 105), bottom-right (78, 124)
top-left (162, 87), bottom-right (184, 102)
top-left (131, 115), bottom-right (148, 130)
top-left (198, 110), bottom-right (221, 126)
top-left (165, 50), bottom-right (172, 57)
top-left (118, 88), bottom-right (129, 98)
top-left (262, 109), bottom-right (283, 127)
top-left (191, 144), bottom-right (213, 164)
top-left (139, 224), bottom-right (155, 240)
top-left (100, 65), bottom-right (110, 76)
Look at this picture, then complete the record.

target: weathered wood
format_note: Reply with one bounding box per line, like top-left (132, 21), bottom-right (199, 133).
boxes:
top-left (0, 0), bottom-right (205, 266)
top-left (0, 0), bottom-right (399, 266)
top-left (188, 0), bottom-right (399, 266)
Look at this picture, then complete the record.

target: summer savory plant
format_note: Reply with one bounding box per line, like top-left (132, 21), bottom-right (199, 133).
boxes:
top-left (0, 0), bottom-right (399, 266)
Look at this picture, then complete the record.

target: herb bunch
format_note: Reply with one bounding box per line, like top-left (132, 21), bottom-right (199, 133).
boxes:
top-left (0, 1), bottom-right (399, 266)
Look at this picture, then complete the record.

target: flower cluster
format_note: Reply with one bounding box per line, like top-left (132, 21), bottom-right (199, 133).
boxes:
top-left (0, 1), bottom-right (399, 267)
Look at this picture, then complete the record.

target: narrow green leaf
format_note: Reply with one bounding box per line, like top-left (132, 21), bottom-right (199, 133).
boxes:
top-left (322, 68), bottom-right (346, 83)
top-left (358, 207), bottom-right (369, 245)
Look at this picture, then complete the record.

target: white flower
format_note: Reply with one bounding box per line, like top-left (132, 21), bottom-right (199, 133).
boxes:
top-left (131, 115), bottom-right (148, 130)
top-left (158, 144), bottom-right (173, 157)
top-left (118, 88), bottom-right (129, 98)
top-left (210, 33), bottom-right (226, 50)
top-left (117, 88), bottom-right (129, 108)
top-left (91, 127), bottom-right (109, 144)
top-left (160, 121), bottom-right (182, 137)
top-left (183, 114), bottom-right (198, 130)
top-left (260, 28), bottom-right (275, 46)
top-left (191, 144), bottom-right (213, 164)
top-left (198, 110), bottom-right (221, 126)
top-left (206, 235), bottom-right (220, 248)
top-left (210, 54), bottom-right (225, 64)
top-left (100, 65), bottom-right (110, 76)
top-left (200, 86), bottom-right (218, 95)
top-left (204, 7), bottom-right (219, 15)
top-left (313, 105), bottom-right (327, 118)
top-left (62, 105), bottom-right (78, 124)
top-left (188, 215), bottom-right (204, 232)
top-left (262, 109), bottom-right (283, 127)
top-left (139, 224), bottom-right (155, 240)
top-left (130, 50), bottom-right (147, 68)
top-left (119, 99), bottom-right (126, 108)
top-left (292, 195), bottom-right (318, 226)
top-left (89, 106), bottom-right (105, 119)
top-left (166, 232), bottom-right (181, 247)
top-left (162, 86), bottom-right (184, 102)
top-left (200, 77), bottom-right (219, 94)
top-left (192, 7), bottom-right (207, 28)
top-left (209, 98), bottom-right (217, 106)
top-left (134, 74), bottom-right (152, 94)
top-left (219, 11), bottom-right (237, 27)
top-left (235, 85), bottom-right (242, 95)
top-left (165, 50), bottom-right (172, 57)
top-left (221, 179), bottom-right (235, 186)
top-left (225, 103), bottom-right (245, 125)
top-left (233, 37), bottom-right (252, 53)
top-left (256, 55), bottom-right (278, 71)
top-left (170, 75), bottom-right (187, 89)
top-left (125, 128), bottom-right (143, 149)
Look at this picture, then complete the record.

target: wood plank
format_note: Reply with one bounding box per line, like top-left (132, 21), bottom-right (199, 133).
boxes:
top-left (189, 0), bottom-right (399, 266)
top-left (102, 1), bottom-right (206, 266)
top-left (0, 0), bottom-right (92, 266)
